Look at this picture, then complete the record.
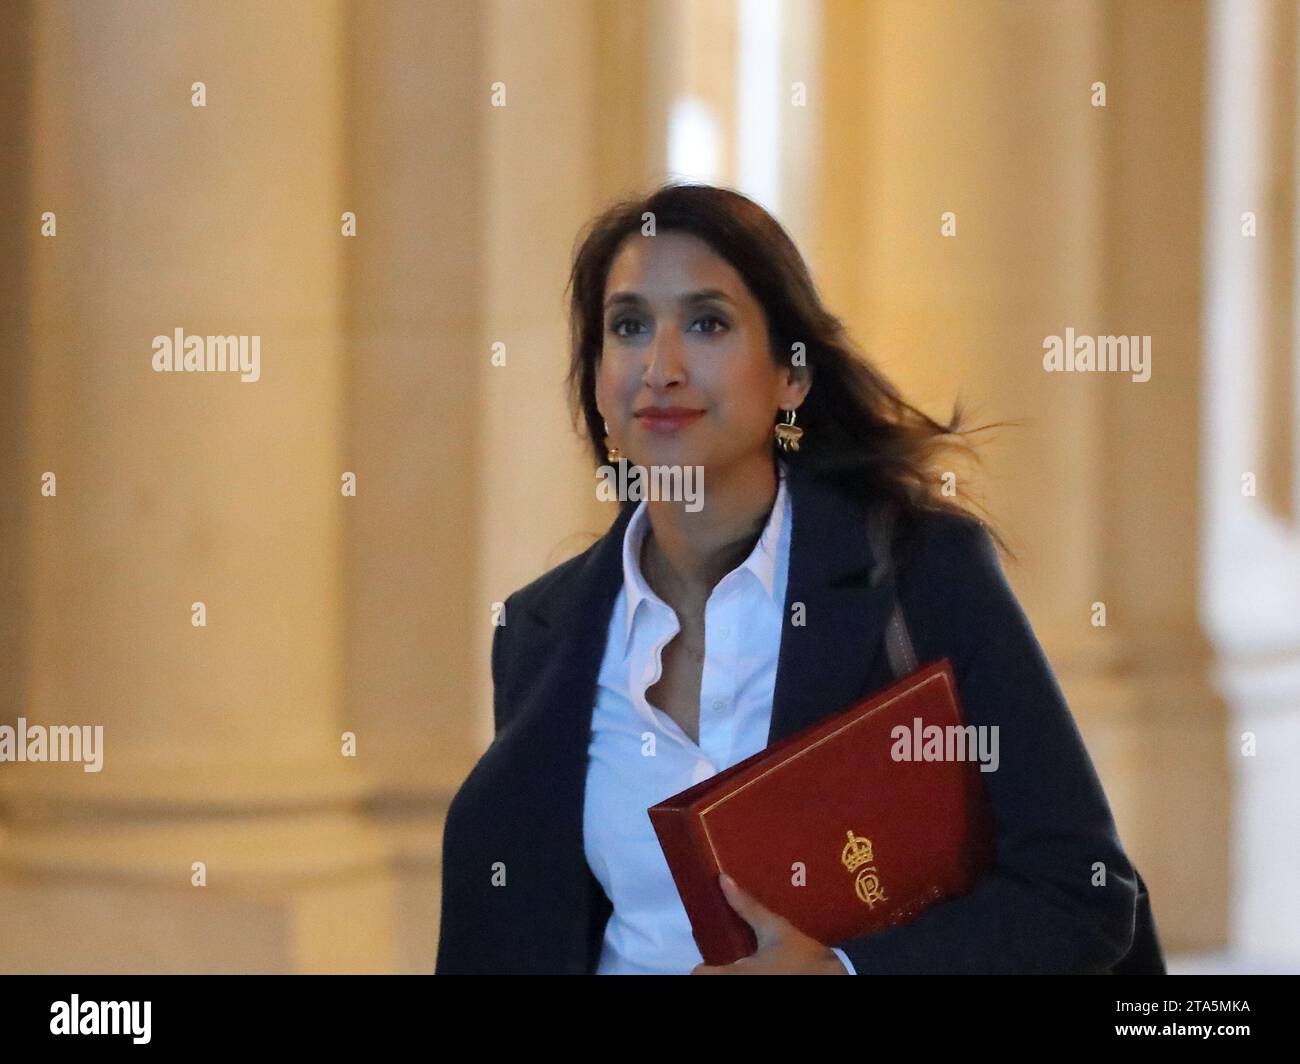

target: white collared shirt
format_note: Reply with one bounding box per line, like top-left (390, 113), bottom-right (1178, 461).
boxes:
top-left (582, 461), bottom-right (856, 974)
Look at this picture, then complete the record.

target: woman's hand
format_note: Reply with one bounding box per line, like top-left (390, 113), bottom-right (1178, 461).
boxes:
top-left (691, 873), bottom-right (851, 975)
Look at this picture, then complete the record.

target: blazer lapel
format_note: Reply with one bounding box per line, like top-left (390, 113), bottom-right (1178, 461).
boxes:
top-left (766, 462), bottom-right (902, 743)
top-left (498, 504), bottom-right (629, 973)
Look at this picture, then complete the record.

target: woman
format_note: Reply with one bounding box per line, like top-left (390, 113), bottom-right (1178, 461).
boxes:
top-left (435, 182), bottom-right (1161, 975)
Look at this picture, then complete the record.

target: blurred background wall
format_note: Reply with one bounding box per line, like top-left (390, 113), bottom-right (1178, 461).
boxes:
top-left (0, 0), bottom-right (1296, 973)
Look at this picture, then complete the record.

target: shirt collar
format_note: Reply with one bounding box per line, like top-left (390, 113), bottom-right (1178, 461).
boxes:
top-left (619, 461), bottom-right (790, 655)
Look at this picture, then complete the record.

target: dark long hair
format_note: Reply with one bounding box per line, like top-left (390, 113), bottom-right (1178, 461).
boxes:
top-left (564, 182), bottom-right (1018, 561)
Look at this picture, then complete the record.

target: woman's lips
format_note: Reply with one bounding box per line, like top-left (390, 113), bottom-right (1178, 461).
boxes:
top-left (633, 408), bottom-right (706, 433)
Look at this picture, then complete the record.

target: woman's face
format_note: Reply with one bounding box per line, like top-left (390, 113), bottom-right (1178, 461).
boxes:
top-left (595, 230), bottom-right (810, 476)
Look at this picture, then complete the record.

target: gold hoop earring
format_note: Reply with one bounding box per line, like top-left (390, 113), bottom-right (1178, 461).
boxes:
top-left (774, 407), bottom-right (804, 453)
top-left (603, 420), bottom-right (624, 462)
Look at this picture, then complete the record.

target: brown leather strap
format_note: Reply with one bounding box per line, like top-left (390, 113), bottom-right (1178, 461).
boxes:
top-left (866, 500), bottom-right (919, 680)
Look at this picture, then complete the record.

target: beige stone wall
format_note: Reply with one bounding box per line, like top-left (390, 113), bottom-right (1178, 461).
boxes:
top-left (1, 0), bottom-right (1294, 973)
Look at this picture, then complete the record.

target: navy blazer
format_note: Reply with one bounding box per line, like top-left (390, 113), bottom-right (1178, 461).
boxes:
top-left (436, 460), bottom-right (1147, 974)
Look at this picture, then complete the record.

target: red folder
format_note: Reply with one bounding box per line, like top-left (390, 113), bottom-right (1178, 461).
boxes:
top-left (647, 658), bottom-right (996, 966)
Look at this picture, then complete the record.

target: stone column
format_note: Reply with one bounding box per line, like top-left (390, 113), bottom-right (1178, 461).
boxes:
top-left (474, 0), bottom-right (638, 746)
top-left (1203, 0), bottom-right (1300, 968)
top-left (0, 0), bottom-right (393, 973)
top-left (1098, 0), bottom-right (1228, 958)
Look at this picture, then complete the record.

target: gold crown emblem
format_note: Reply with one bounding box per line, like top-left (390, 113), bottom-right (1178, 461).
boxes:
top-left (841, 829), bottom-right (874, 873)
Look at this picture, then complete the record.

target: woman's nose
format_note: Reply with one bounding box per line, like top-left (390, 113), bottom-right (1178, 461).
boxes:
top-left (643, 329), bottom-right (686, 387)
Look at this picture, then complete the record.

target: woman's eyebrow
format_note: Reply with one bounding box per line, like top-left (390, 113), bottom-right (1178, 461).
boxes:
top-left (604, 289), bottom-right (735, 310)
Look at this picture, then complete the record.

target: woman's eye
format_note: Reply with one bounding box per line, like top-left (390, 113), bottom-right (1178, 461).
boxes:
top-left (690, 315), bottom-right (728, 334)
top-left (610, 317), bottom-right (644, 338)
